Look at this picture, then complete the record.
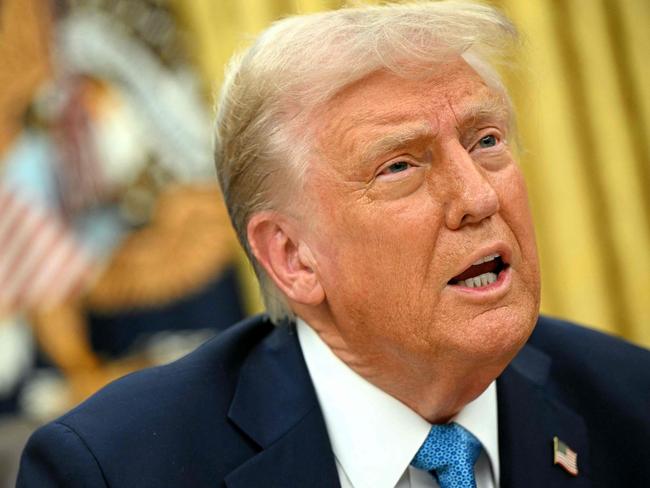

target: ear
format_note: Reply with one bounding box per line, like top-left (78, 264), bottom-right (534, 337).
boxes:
top-left (247, 212), bottom-right (325, 307)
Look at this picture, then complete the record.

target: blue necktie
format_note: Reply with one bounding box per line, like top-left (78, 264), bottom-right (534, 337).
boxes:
top-left (411, 422), bottom-right (482, 488)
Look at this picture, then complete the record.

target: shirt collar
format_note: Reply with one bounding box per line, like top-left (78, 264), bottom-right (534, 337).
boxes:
top-left (453, 380), bottom-right (500, 485)
top-left (297, 318), bottom-right (500, 488)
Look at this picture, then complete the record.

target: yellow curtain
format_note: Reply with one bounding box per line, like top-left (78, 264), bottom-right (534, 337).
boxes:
top-left (499, 0), bottom-right (650, 347)
top-left (173, 0), bottom-right (650, 348)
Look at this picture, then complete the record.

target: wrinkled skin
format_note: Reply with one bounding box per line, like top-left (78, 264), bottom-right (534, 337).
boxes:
top-left (259, 58), bottom-right (541, 422)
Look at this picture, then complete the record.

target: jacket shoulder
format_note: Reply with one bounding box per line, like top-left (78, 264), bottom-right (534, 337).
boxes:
top-left (529, 315), bottom-right (650, 424)
top-left (530, 315), bottom-right (650, 372)
top-left (19, 314), bottom-right (276, 487)
top-left (17, 421), bottom-right (107, 488)
top-left (57, 313), bottom-right (275, 425)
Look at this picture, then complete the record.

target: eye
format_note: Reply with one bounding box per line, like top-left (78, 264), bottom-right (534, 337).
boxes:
top-left (374, 157), bottom-right (423, 185)
top-left (380, 161), bottom-right (411, 175)
top-left (371, 157), bottom-right (426, 197)
top-left (478, 134), bottom-right (497, 148)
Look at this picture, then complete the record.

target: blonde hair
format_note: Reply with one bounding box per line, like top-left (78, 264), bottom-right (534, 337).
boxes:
top-left (214, 1), bottom-right (519, 323)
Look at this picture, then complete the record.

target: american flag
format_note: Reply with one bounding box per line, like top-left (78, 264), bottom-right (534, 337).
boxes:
top-left (53, 76), bottom-right (105, 216)
top-left (0, 186), bottom-right (97, 313)
top-left (553, 436), bottom-right (578, 476)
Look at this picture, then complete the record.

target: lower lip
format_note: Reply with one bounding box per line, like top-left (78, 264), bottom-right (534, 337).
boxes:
top-left (446, 266), bottom-right (512, 299)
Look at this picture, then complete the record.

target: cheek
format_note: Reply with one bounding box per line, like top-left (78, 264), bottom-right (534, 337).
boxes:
top-left (498, 169), bottom-right (537, 251)
top-left (496, 168), bottom-right (541, 296)
top-left (340, 201), bottom-right (446, 283)
top-left (315, 205), bottom-right (447, 329)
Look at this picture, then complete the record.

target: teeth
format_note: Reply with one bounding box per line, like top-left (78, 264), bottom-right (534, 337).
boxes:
top-left (463, 272), bottom-right (497, 288)
top-left (471, 253), bottom-right (500, 266)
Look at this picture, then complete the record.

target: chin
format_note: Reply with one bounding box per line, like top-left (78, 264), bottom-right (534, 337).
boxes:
top-left (454, 302), bottom-right (538, 363)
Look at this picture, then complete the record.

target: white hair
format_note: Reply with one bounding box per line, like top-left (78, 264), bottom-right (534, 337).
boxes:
top-left (214, 1), bottom-right (519, 323)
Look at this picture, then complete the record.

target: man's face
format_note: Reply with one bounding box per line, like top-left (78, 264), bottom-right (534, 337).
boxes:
top-left (298, 58), bottom-right (540, 371)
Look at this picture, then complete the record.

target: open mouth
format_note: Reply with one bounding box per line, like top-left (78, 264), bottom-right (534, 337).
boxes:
top-left (447, 253), bottom-right (510, 289)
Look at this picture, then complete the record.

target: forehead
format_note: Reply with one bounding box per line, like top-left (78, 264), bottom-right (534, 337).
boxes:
top-left (313, 58), bottom-right (506, 157)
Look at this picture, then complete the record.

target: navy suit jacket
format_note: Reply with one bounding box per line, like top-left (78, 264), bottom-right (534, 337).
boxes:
top-left (17, 315), bottom-right (650, 487)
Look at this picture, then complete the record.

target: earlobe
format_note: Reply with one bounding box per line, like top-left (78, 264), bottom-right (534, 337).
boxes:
top-left (247, 212), bottom-right (325, 307)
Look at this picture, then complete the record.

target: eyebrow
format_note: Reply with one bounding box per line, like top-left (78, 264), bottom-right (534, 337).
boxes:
top-left (359, 123), bottom-right (436, 166)
top-left (358, 95), bottom-right (510, 165)
top-left (361, 96), bottom-right (510, 161)
top-left (453, 95), bottom-right (511, 132)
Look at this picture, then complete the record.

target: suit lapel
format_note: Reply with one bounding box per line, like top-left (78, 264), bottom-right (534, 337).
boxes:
top-left (497, 344), bottom-right (591, 488)
top-left (225, 318), bottom-right (593, 488)
top-left (225, 324), bottom-right (340, 488)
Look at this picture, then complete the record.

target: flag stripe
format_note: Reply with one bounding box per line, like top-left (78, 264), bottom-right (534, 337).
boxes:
top-left (10, 224), bottom-right (66, 306)
top-left (0, 189), bottom-right (27, 238)
top-left (0, 200), bottom-right (44, 280)
top-left (2, 216), bottom-right (60, 300)
top-left (556, 456), bottom-right (577, 466)
top-left (26, 234), bottom-right (77, 300)
top-left (0, 186), bottom-right (96, 312)
top-left (42, 245), bottom-right (93, 304)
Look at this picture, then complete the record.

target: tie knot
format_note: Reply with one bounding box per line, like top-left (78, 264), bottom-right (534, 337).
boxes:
top-left (411, 422), bottom-right (482, 488)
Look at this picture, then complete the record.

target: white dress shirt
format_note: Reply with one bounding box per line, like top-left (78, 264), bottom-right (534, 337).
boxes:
top-left (297, 319), bottom-right (500, 488)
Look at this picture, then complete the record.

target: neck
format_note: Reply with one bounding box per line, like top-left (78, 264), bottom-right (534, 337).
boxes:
top-left (297, 311), bottom-right (504, 424)
top-left (351, 352), bottom-right (500, 424)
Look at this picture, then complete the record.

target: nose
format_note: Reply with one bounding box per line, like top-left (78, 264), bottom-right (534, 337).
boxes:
top-left (441, 143), bottom-right (500, 230)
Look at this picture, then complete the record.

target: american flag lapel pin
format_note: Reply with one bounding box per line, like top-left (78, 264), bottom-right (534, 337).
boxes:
top-left (553, 436), bottom-right (578, 476)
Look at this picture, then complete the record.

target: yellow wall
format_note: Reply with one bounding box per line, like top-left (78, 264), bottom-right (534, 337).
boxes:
top-left (500, 0), bottom-right (650, 346)
top-left (174, 0), bottom-right (650, 348)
